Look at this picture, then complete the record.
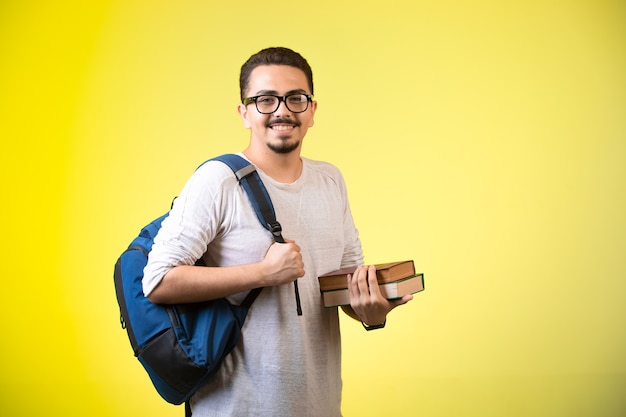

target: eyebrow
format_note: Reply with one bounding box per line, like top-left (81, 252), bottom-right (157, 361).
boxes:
top-left (254, 88), bottom-right (308, 96)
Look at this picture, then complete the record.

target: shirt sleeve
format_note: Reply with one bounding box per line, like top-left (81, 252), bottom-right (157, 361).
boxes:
top-left (141, 161), bottom-right (232, 296)
top-left (334, 166), bottom-right (364, 268)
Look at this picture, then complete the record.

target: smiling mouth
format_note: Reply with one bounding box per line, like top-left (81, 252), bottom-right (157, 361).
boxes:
top-left (267, 119), bottom-right (300, 131)
top-left (270, 124), bottom-right (295, 131)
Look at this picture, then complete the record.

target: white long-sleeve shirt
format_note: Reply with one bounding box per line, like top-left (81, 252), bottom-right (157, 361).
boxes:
top-left (143, 154), bottom-right (363, 416)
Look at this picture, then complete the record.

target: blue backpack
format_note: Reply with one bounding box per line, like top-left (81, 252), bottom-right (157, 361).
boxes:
top-left (113, 154), bottom-right (298, 406)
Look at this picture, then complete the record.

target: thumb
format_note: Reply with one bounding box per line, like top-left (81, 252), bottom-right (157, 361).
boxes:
top-left (390, 294), bottom-right (413, 308)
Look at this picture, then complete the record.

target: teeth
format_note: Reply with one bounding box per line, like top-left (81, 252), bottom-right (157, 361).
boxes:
top-left (271, 125), bottom-right (293, 131)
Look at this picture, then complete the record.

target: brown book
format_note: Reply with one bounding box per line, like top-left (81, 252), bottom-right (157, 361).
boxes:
top-left (321, 273), bottom-right (425, 307)
top-left (318, 260), bottom-right (416, 292)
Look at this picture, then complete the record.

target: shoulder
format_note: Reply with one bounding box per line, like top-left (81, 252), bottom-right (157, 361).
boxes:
top-left (301, 157), bottom-right (350, 198)
top-left (302, 157), bottom-right (344, 180)
top-left (195, 158), bottom-right (239, 176)
top-left (187, 156), bottom-right (243, 189)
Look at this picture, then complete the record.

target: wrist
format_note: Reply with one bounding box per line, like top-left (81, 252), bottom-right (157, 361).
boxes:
top-left (250, 261), bottom-right (271, 287)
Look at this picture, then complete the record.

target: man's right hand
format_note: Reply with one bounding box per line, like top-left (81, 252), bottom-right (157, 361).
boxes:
top-left (260, 239), bottom-right (305, 286)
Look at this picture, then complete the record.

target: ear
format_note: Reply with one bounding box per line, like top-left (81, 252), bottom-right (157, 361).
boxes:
top-left (237, 103), bottom-right (251, 129)
top-left (308, 100), bottom-right (318, 127)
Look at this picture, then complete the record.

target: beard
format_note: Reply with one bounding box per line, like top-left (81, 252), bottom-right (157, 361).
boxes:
top-left (267, 137), bottom-right (301, 154)
top-left (265, 118), bottom-right (302, 154)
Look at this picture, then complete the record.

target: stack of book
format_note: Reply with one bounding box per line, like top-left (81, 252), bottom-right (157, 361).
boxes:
top-left (318, 260), bottom-right (424, 307)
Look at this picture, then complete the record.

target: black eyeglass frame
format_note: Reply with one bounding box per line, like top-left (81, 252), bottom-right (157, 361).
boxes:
top-left (242, 93), bottom-right (314, 114)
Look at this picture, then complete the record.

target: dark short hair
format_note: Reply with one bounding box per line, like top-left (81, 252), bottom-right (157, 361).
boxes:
top-left (239, 47), bottom-right (314, 102)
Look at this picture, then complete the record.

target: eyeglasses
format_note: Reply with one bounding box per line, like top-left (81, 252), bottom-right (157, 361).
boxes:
top-left (242, 93), bottom-right (314, 114)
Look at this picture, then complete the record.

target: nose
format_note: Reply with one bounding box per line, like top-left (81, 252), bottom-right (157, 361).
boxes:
top-left (273, 96), bottom-right (292, 115)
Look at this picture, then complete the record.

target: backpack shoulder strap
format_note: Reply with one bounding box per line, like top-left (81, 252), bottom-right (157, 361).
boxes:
top-left (210, 154), bottom-right (285, 243)
top-left (207, 154), bottom-right (302, 315)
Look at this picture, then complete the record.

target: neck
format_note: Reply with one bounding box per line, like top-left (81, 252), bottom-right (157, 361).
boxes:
top-left (243, 146), bottom-right (303, 183)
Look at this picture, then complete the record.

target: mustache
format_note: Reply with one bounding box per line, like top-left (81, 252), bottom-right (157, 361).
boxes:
top-left (266, 118), bottom-right (301, 128)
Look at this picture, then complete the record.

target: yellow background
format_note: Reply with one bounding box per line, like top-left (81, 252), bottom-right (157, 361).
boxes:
top-left (1, 1), bottom-right (625, 416)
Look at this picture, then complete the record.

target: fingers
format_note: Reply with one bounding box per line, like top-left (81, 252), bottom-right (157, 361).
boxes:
top-left (349, 266), bottom-right (413, 306)
top-left (348, 265), bottom-right (387, 325)
top-left (348, 265), bottom-right (378, 305)
top-left (349, 265), bottom-right (378, 298)
top-left (366, 265), bottom-right (382, 297)
top-left (347, 266), bottom-right (366, 301)
top-left (282, 241), bottom-right (304, 277)
top-left (347, 265), bottom-right (412, 323)
top-left (356, 266), bottom-right (371, 296)
top-left (263, 240), bottom-right (304, 285)
top-left (282, 238), bottom-right (301, 253)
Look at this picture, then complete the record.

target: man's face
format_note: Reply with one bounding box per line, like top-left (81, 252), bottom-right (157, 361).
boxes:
top-left (238, 65), bottom-right (316, 154)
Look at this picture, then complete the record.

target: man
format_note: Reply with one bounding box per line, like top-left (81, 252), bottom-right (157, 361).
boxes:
top-left (143, 47), bottom-right (412, 416)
